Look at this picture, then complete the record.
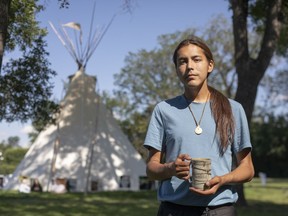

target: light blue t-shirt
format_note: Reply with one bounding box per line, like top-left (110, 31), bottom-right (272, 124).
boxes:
top-left (144, 95), bottom-right (252, 206)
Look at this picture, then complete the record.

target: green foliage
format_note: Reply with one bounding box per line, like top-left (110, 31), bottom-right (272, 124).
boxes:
top-left (0, 136), bottom-right (20, 150)
top-left (0, 36), bottom-right (58, 123)
top-left (249, 0), bottom-right (288, 56)
top-left (113, 29), bottom-right (198, 117)
top-left (251, 114), bottom-right (288, 177)
top-left (0, 137), bottom-right (27, 175)
top-left (118, 106), bottom-right (154, 159)
top-left (6, 136), bottom-right (19, 147)
top-left (110, 31), bottom-right (187, 156)
top-left (3, 148), bottom-right (27, 164)
top-left (251, 115), bottom-right (288, 158)
top-left (28, 99), bottom-right (60, 144)
top-left (6, 0), bottom-right (46, 52)
top-left (0, 145), bottom-right (28, 174)
top-left (203, 15), bottom-right (236, 98)
top-left (0, 0), bottom-right (59, 124)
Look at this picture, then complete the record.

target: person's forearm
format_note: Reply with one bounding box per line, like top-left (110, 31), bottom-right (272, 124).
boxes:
top-left (146, 160), bottom-right (176, 181)
top-left (221, 161), bottom-right (254, 185)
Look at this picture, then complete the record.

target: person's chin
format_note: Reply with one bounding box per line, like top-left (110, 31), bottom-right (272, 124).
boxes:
top-left (186, 82), bottom-right (199, 89)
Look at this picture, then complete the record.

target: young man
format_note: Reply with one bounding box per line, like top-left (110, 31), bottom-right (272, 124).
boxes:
top-left (144, 36), bottom-right (254, 216)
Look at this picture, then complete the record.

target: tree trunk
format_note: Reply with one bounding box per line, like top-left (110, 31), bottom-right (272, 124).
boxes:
top-left (230, 0), bottom-right (283, 206)
top-left (235, 66), bottom-right (261, 123)
top-left (0, 0), bottom-right (11, 73)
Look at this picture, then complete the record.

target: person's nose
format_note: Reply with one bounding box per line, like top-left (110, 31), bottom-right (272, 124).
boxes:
top-left (187, 60), bottom-right (194, 71)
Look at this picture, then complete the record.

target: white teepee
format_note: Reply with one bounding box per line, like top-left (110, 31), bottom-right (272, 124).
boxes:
top-left (4, 4), bottom-right (147, 192)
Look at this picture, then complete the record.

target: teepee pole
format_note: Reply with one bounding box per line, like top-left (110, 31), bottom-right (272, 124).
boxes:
top-left (49, 21), bottom-right (78, 64)
top-left (47, 119), bottom-right (61, 191)
top-left (85, 13), bottom-right (117, 66)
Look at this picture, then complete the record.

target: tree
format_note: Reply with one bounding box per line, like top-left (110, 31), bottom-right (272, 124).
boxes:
top-left (0, 0), bottom-right (60, 123)
top-left (1, 0), bottom-right (135, 125)
top-left (1, 147), bottom-right (28, 174)
top-left (0, 136), bottom-right (27, 174)
top-left (0, 0), bottom-right (11, 71)
top-left (202, 16), bottom-right (236, 98)
top-left (7, 136), bottom-right (19, 147)
top-left (118, 108), bottom-right (153, 159)
top-left (0, 0), bottom-right (45, 72)
top-left (0, 36), bottom-right (58, 122)
top-left (112, 17), bottom-right (236, 118)
top-left (230, 0), bottom-right (288, 206)
top-left (230, 0), bottom-right (287, 123)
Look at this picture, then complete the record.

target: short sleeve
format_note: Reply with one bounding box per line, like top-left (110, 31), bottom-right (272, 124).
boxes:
top-left (232, 101), bottom-right (252, 153)
top-left (143, 104), bottom-right (165, 151)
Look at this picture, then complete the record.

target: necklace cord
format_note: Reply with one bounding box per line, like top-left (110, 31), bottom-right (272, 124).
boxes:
top-left (186, 92), bottom-right (210, 127)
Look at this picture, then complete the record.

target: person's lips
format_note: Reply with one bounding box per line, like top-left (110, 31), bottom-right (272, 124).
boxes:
top-left (185, 73), bottom-right (197, 81)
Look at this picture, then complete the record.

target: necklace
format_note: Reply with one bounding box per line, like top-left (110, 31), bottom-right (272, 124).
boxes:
top-left (186, 93), bottom-right (210, 135)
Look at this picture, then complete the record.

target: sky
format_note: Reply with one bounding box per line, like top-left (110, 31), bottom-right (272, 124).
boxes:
top-left (0, 0), bottom-right (231, 147)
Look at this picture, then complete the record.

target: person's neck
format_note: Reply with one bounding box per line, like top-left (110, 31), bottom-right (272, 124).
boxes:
top-left (184, 86), bottom-right (210, 103)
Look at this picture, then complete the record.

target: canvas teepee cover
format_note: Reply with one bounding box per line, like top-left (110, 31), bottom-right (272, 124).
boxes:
top-left (5, 68), bottom-right (147, 192)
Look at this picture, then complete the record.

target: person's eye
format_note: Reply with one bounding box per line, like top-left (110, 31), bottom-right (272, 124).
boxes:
top-left (178, 59), bottom-right (187, 65)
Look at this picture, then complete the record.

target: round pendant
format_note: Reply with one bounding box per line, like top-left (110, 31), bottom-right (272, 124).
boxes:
top-left (194, 126), bottom-right (202, 135)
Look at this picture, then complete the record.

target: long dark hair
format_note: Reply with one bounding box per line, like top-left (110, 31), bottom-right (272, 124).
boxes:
top-left (173, 36), bottom-right (235, 154)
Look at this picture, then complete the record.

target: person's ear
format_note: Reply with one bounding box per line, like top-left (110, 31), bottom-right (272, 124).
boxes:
top-left (208, 60), bottom-right (214, 74)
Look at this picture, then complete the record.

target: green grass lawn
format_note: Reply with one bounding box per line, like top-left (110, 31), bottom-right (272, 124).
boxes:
top-left (238, 178), bottom-right (288, 216)
top-left (0, 178), bottom-right (287, 216)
